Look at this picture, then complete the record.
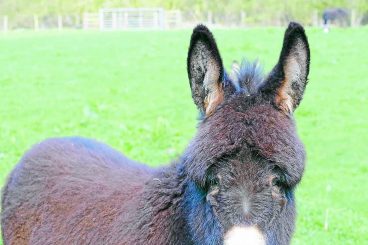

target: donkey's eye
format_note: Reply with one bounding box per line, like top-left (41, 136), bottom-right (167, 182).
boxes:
top-left (204, 173), bottom-right (221, 193)
top-left (271, 178), bottom-right (279, 187)
top-left (270, 175), bottom-right (289, 209)
top-left (271, 175), bottom-right (286, 188)
top-left (210, 174), bottom-right (221, 187)
top-left (270, 165), bottom-right (289, 188)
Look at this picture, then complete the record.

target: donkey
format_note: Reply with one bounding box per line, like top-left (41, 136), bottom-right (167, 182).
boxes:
top-left (1, 22), bottom-right (310, 245)
top-left (322, 8), bottom-right (349, 32)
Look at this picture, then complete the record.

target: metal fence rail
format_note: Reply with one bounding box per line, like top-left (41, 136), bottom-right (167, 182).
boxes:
top-left (99, 8), bottom-right (166, 30)
top-left (1, 8), bottom-right (366, 32)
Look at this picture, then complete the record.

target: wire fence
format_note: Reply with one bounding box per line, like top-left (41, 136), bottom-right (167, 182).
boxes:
top-left (1, 8), bottom-right (367, 32)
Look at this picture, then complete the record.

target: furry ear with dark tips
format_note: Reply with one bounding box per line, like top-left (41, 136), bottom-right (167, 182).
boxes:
top-left (187, 24), bottom-right (224, 116)
top-left (261, 22), bottom-right (310, 114)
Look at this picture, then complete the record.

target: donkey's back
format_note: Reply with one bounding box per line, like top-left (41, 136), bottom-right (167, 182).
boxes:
top-left (1, 137), bottom-right (153, 245)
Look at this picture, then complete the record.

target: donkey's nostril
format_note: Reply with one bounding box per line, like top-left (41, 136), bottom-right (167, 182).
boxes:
top-left (224, 226), bottom-right (266, 245)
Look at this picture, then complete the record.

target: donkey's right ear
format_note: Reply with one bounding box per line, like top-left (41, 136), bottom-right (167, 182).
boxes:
top-left (260, 22), bottom-right (310, 114)
top-left (187, 25), bottom-right (224, 116)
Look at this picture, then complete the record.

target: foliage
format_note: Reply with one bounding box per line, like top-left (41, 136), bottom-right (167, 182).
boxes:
top-left (0, 0), bottom-right (367, 24)
top-left (0, 27), bottom-right (368, 244)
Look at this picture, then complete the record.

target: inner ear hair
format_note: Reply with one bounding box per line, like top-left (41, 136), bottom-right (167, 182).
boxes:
top-left (273, 22), bottom-right (310, 114)
top-left (187, 24), bottom-right (224, 116)
top-left (203, 59), bottom-right (224, 115)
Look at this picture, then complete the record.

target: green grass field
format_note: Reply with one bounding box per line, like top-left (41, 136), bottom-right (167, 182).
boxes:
top-left (0, 27), bottom-right (367, 244)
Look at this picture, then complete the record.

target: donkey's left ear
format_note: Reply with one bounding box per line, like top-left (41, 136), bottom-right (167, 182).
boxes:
top-left (261, 22), bottom-right (310, 114)
top-left (187, 24), bottom-right (224, 116)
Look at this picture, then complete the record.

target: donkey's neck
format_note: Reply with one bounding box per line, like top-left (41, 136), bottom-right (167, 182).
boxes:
top-left (131, 164), bottom-right (223, 245)
top-left (181, 180), bottom-right (224, 245)
top-left (124, 165), bottom-right (189, 244)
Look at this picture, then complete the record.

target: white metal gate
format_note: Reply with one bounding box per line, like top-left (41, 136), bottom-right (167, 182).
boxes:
top-left (99, 8), bottom-right (166, 30)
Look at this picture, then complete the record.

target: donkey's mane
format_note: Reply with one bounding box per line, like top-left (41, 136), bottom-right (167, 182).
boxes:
top-left (227, 59), bottom-right (264, 96)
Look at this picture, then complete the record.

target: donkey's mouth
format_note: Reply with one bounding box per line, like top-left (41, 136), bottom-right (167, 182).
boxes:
top-left (224, 226), bottom-right (266, 245)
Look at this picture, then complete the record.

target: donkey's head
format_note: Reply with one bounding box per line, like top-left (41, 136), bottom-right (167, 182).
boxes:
top-left (184, 23), bottom-right (310, 244)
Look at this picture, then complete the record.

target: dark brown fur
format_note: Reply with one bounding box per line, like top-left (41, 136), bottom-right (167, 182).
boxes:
top-left (2, 22), bottom-right (310, 245)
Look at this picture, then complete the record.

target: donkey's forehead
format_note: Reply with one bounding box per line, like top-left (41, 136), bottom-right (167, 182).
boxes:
top-left (204, 99), bottom-right (304, 176)
top-left (205, 99), bottom-right (298, 152)
top-left (240, 104), bottom-right (302, 159)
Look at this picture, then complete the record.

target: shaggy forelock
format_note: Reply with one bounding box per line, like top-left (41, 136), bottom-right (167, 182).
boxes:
top-left (227, 59), bottom-right (264, 96)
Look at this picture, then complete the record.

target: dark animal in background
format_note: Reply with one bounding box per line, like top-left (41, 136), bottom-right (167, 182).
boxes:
top-left (323, 8), bottom-right (349, 32)
top-left (1, 22), bottom-right (310, 245)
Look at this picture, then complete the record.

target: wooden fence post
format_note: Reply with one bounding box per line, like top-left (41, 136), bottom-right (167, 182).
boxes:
top-left (58, 15), bottom-right (63, 30)
top-left (153, 11), bottom-right (158, 29)
top-left (207, 11), bottom-right (212, 25)
top-left (138, 9), bottom-right (143, 28)
top-left (158, 8), bottom-right (166, 30)
top-left (34, 15), bottom-right (39, 30)
top-left (124, 12), bottom-right (128, 29)
top-left (240, 11), bottom-right (246, 27)
top-left (83, 13), bottom-right (88, 30)
top-left (351, 9), bottom-right (356, 27)
top-left (3, 16), bottom-right (8, 32)
top-left (312, 10), bottom-right (318, 27)
top-left (99, 10), bottom-right (104, 30)
top-left (176, 10), bottom-right (182, 28)
top-left (112, 11), bottom-right (117, 29)
top-left (75, 14), bottom-right (80, 29)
